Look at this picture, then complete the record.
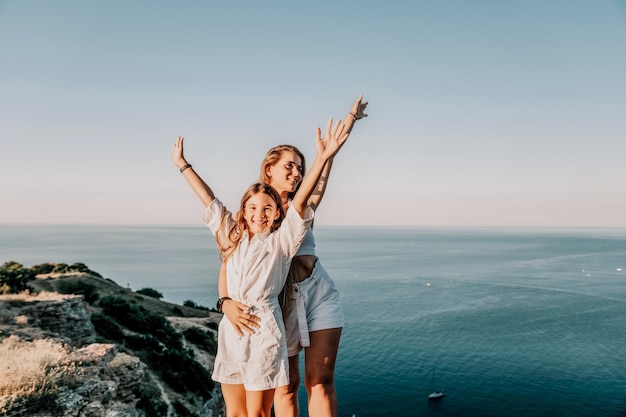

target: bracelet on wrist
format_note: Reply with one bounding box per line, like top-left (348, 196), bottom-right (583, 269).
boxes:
top-left (179, 163), bottom-right (192, 173)
top-left (216, 296), bottom-right (232, 313)
top-left (348, 113), bottom-right (358, 120)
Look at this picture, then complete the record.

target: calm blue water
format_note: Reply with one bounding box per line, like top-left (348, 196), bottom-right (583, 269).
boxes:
top-left (2, 225), bottom-right (626, 417)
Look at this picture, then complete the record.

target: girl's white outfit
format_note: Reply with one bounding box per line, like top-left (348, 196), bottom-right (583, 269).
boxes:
top-left (203, 198), bottom-right (313, 391)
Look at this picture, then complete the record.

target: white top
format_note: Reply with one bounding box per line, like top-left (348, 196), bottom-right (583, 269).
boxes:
top-left (203, 198), bottom-right (313, 390)
top-left (295, 226), bottom-right (316, 256)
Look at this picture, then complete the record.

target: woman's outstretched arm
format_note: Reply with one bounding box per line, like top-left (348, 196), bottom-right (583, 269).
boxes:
top-left (307, 95), bottom-right (368, 211)
top-left (171, 136), bottom-right (216, 208)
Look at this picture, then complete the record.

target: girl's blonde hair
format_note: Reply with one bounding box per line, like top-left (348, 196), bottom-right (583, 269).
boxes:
top-left (217, 183), bottom-right (285, 261)
top-left (259, 145), bottom-right (306, 200)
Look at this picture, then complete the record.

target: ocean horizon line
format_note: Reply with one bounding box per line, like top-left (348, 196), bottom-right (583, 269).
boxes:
top-left (2, 223), bottom-right (626, 231)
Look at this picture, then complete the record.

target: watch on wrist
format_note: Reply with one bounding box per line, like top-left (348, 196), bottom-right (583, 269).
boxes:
top-left (216, 296), bottom-right (231, 313)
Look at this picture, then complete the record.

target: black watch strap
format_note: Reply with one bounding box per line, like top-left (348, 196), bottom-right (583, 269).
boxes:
top-left (216, 296), bottom-right (232, 313)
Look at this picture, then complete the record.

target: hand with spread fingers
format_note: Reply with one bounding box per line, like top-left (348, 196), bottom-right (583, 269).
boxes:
top-left (221, 299), bottom-right (261, 337)
top-left (316, 117), bottom-right (350, 160)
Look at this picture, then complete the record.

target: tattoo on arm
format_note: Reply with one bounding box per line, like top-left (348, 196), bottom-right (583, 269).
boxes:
top-left (314, 175), bottom-right (328, 195)
top-left (308, 174), bottom-right (329, 211)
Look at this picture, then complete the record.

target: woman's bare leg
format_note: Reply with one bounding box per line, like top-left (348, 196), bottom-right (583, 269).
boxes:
top-left (246, 388), bottom-right (275, 417)
top-left (221, 383), bottom-right (248, 417)
top-left (273, 355), bottom-right (301, 417)
top-left (304, 328), bottom-right (342, 417)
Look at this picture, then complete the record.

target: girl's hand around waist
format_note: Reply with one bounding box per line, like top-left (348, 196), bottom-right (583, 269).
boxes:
top-left (222, 299), bottom-right (261, 337)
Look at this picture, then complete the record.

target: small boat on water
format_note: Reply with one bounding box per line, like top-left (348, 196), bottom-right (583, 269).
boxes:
top-left (428, 391), bottom-right (446, 400)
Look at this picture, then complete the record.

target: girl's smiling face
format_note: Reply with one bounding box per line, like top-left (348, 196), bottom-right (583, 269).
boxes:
top-left (243, 192), bottom-right (281, 236)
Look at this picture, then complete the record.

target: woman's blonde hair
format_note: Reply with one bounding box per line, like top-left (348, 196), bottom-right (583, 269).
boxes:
top-left (259, 145), bottom-right (306, 200)
top-left (217, 183), bottom-right (285, 261)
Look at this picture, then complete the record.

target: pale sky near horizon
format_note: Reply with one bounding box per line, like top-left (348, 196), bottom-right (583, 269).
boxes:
top-left (1, 1), bottom-right (625, 227)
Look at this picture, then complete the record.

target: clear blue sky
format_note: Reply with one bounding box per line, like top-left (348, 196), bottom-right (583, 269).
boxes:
top-left (2, 1), bottom-right (625, 227)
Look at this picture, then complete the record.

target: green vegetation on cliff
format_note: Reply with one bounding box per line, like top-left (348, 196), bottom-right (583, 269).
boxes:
top-left (0, 261), bottom-right (102, 295)
top-left (1, 261), bottom-right (222, 417)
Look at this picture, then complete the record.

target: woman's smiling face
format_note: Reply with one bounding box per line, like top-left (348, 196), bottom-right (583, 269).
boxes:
top-left (265, 150), bottom-right (303, 195)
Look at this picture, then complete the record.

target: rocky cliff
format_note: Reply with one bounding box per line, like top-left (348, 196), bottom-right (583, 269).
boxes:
top-left (0, 269), bottom-right (225, 417)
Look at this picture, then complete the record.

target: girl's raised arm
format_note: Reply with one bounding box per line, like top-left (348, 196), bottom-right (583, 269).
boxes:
top-left (291, 118), bottom-right (349, 217)
top-left (171, 136), bottom-right (216, 208)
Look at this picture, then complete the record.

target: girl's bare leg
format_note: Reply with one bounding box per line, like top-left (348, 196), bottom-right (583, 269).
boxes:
top-left (246, 388), bottom-right (276, 417)
top-left (273, 355), bottom-right (301, 417)
top-left (221, 383), bottom-right (248, 417)
top-left (304, 328), bottom-right (342, 417)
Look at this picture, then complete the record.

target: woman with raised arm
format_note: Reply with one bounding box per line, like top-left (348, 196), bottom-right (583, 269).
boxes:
top-left (172, 117), bottom-right (351, 417)
top-left (220, 96), bottom-right (368, 417)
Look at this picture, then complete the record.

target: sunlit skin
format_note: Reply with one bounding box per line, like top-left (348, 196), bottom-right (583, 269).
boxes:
top-left (243, 193), bottom-right (281, 237)
top-left (265, 152), bottom-right (303, 205)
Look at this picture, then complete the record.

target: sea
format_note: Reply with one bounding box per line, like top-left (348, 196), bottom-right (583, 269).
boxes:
top-left (2, 225), bottom-right (626, 417)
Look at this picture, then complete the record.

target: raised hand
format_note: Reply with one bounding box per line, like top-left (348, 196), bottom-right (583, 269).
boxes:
top-left (350, 94), bottom-right (369, 120)
top-left (171, 136), bottom-right (187, 169)
top-left (316, 117), bottom-right (350, 160)
top-left (171, 136), bottom-right (216, 207)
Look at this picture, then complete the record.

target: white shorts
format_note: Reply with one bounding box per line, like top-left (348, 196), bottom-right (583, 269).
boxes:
top-left (212, 303), bottom-right (289, 391)
top-left (284, 261), bottom-right (344, 357)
